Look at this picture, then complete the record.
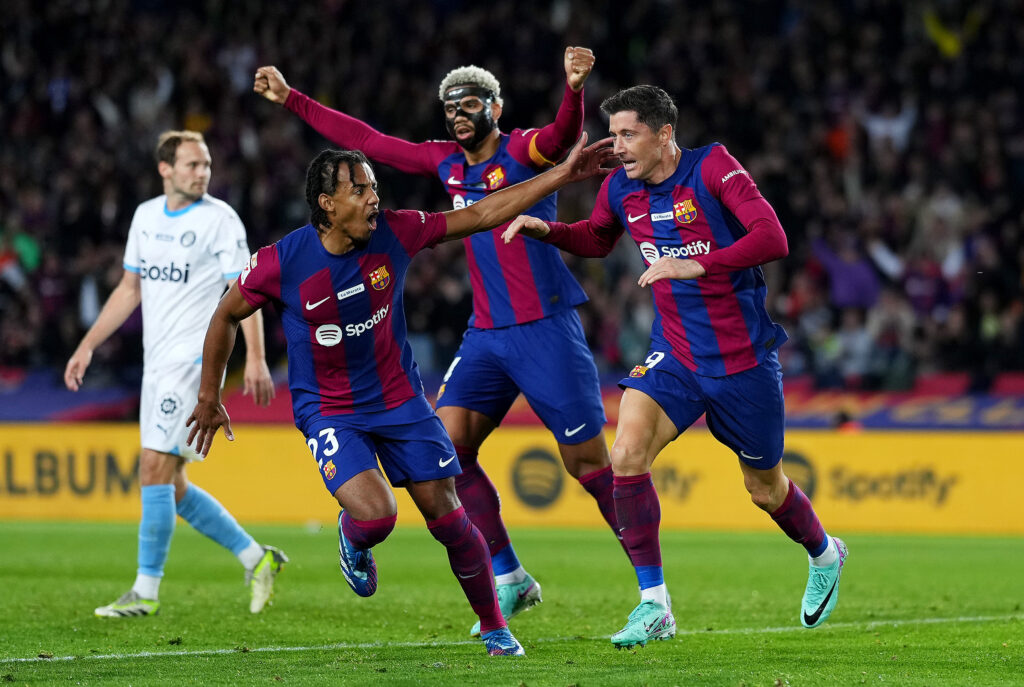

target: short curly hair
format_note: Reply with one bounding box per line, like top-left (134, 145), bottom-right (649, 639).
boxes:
top-left (305, 149), bottom-right (371, 230)
top-left (438, 65), bottom-right (503, 106)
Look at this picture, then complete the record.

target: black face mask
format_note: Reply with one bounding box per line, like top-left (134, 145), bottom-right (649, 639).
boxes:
top-left (443, 86), bottom-right (497, 152)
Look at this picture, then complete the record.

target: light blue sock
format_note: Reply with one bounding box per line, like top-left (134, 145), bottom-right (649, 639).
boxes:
top-left (176, 484), bottom-right (256, 556)
top-left (138, 484), bottom-right (176, 577)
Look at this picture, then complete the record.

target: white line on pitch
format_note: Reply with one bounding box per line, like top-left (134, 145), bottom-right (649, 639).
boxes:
top-left (3, 613), bottom-right (1020, 664)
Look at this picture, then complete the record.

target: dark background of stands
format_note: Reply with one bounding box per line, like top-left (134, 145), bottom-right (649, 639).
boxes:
top-left (2, 0), bottom-right (1022, 402)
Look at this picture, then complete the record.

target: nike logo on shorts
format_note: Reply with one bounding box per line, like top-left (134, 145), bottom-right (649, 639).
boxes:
top-left (564, 423), bottom-right (587, 437)
top-left (305, 296), bottom-right (330, 310)
top-left (628, 213), bottom-right (648, 223)
top-left (740, 450), bottom-right (763, 461)
top-left (438, 454), bottom-right (456, 468)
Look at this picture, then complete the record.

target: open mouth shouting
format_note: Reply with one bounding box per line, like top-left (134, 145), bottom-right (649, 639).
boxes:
top-left (620, 157), bottom-right (640, 175)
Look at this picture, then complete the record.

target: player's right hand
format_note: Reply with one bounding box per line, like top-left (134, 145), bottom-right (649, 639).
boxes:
top-left (186, 400), bottom-right (235, 457)
top-left (64, 347), bottom-right (92, 391)
top-left (254, 66), bottom-right (291, 104)
top-left (565, 46), bottom-right (595, 92)
top-left (502, 215), bottom-right (551, 243)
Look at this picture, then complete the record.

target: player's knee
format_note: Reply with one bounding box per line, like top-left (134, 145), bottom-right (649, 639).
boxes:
top-left (559, 438), bottom-right (610, 479)
top-left (609, 438), bottom-right (652, 475)
top-left (747, 485), bottom-right (774, 510)
top-left (139, 450), bottom-right (178, 486)
top-left (743, 475), bottom-right (779, 511)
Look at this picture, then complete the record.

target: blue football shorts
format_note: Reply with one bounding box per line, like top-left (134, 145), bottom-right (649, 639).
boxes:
top-left (435, 308), bottom-right (606, 445)
top-left (619, 349), bottom-right (785, 469)
top-left (302, 394), bottom-right (460, 495)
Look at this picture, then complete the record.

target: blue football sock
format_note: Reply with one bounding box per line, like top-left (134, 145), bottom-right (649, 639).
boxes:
top-left (137, 484), bottom-right (176, 577)
top-left (635, 564), bottom-right (664, 590)
top-left (176, 484), bottom-right (255, 556)
top-left (490, 544), bottom-right (521, 576)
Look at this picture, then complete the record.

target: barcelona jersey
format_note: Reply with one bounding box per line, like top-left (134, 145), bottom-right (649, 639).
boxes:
top-left (551, 144), bottom-right (788, 377)
top-left (435, 134), bottom-right (587, 327)
top-left (285, 88), bottom-right (587, 329)
top-left (237, 210), bottom-right (447, 425)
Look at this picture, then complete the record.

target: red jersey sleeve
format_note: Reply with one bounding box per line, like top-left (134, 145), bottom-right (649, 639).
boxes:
top-left (387, 209), bottom-right (448, 256)
top-left (506, 83), bottom-right (584, 169)
top-left (542, 177), bottom-right (624, 257)
top-left (693, 145), bottom-right (788, 275)
top-left (284, 89), bottom-right (451, 176)
top-left (237, 244), bottom-right (282, 309)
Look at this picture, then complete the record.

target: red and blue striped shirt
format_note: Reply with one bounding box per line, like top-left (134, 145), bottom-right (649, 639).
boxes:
top-left (285, 86), bottom-right (587, 329)
top-left (237, 210), bottom-right (446, 424)
top-left (543, 143), bottom-right (789, 377)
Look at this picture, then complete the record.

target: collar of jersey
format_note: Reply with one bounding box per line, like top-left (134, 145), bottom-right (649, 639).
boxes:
top-left (306, 223), bottom-right (367, 259)
top-left (163, 197), bottom-right (205, 217)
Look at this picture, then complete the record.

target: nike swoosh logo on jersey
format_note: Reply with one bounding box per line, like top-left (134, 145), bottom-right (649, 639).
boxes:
top-left (740, 450), bottom-right (763, 461)
top-left (802, 580), bottom-right (837, 627)
top-left (305, 296), bottom-right (330, 310)
top-left (627, 213), bottom-right (648, 223)
top-left (447, 176), bottom-right (487, 189)
top-left (564, 423), bottom-right (587, 437)
top-left (438, 454), bottom-right (456, 468)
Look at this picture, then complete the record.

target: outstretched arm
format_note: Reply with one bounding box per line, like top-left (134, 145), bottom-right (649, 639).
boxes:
top-left (64, 270), bottom-right (141, 391)
top-left (442, 134), bottom-right (615, 241)
top-left (500, 177), bottom-right (624, 257)
top-left (186, 284), bottom-right (258, 456)
top-left (509, 47), bottom-right (594, 168)
top-left (255, 66), bottom-right (445, 175)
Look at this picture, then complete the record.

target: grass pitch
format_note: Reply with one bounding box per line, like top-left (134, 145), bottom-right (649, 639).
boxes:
top-left (0, 521), bottom-right (1020, 685)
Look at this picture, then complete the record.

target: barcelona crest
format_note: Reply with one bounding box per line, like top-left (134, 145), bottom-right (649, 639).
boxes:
top-left (486, 166), bottom-right (506, 190)
top-left (629, 365), bottom-right (649, 378)
top-left (370, 265), bottom-right (390, 291)
top-left (323, 460), bottom-right (337, 480)
top-left (674, 199), bottom-right (698, 224)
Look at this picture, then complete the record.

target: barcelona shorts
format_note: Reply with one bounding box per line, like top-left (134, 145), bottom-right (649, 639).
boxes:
top-left (435, 309), bottom-right (606, 445)
top-left (301, 394), bottom-right (460, 496)
top-left (619, 349), bottom-right (785, 469)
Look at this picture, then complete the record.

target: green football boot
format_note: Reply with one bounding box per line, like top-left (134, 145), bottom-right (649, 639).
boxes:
top-left (801, 537), bottom-right (849, 628)
top-left (469, 574), bottom-right (542, 636)
top-left (611, 599), bottom-right (676, 649)
top-left (95, 590), bottom-right (160, 618)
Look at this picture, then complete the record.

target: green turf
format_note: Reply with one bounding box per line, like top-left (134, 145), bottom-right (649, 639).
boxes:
top-left (0, 521), bottom-right (1020, 685)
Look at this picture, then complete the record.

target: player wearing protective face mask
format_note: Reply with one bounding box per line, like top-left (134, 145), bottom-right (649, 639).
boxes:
top-left (255, 49), bottom-right (628, 639)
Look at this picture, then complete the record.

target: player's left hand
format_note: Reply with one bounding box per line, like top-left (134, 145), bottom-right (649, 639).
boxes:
top-left (561, 133), bottom-right (617, 183)
top-left (638, 257), bottom-right (707, 287)
top-left (243, 357), bottom-right (276, 407)
top-left (565, 47), bottom-right (595, 92)
top-left (186, 401), bottom-right (234, 457)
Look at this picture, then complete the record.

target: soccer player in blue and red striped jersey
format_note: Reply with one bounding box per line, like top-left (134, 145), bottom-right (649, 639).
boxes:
top-left (186, 137), bottom-right (614, 656)
top-left (254, 51), bottom-right (624, 635)
top-left (502, 86), bottom-right (849, 649)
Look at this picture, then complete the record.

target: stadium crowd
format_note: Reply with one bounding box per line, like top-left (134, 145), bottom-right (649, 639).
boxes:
top-left (1, 0), bottom-right (1022, 393)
